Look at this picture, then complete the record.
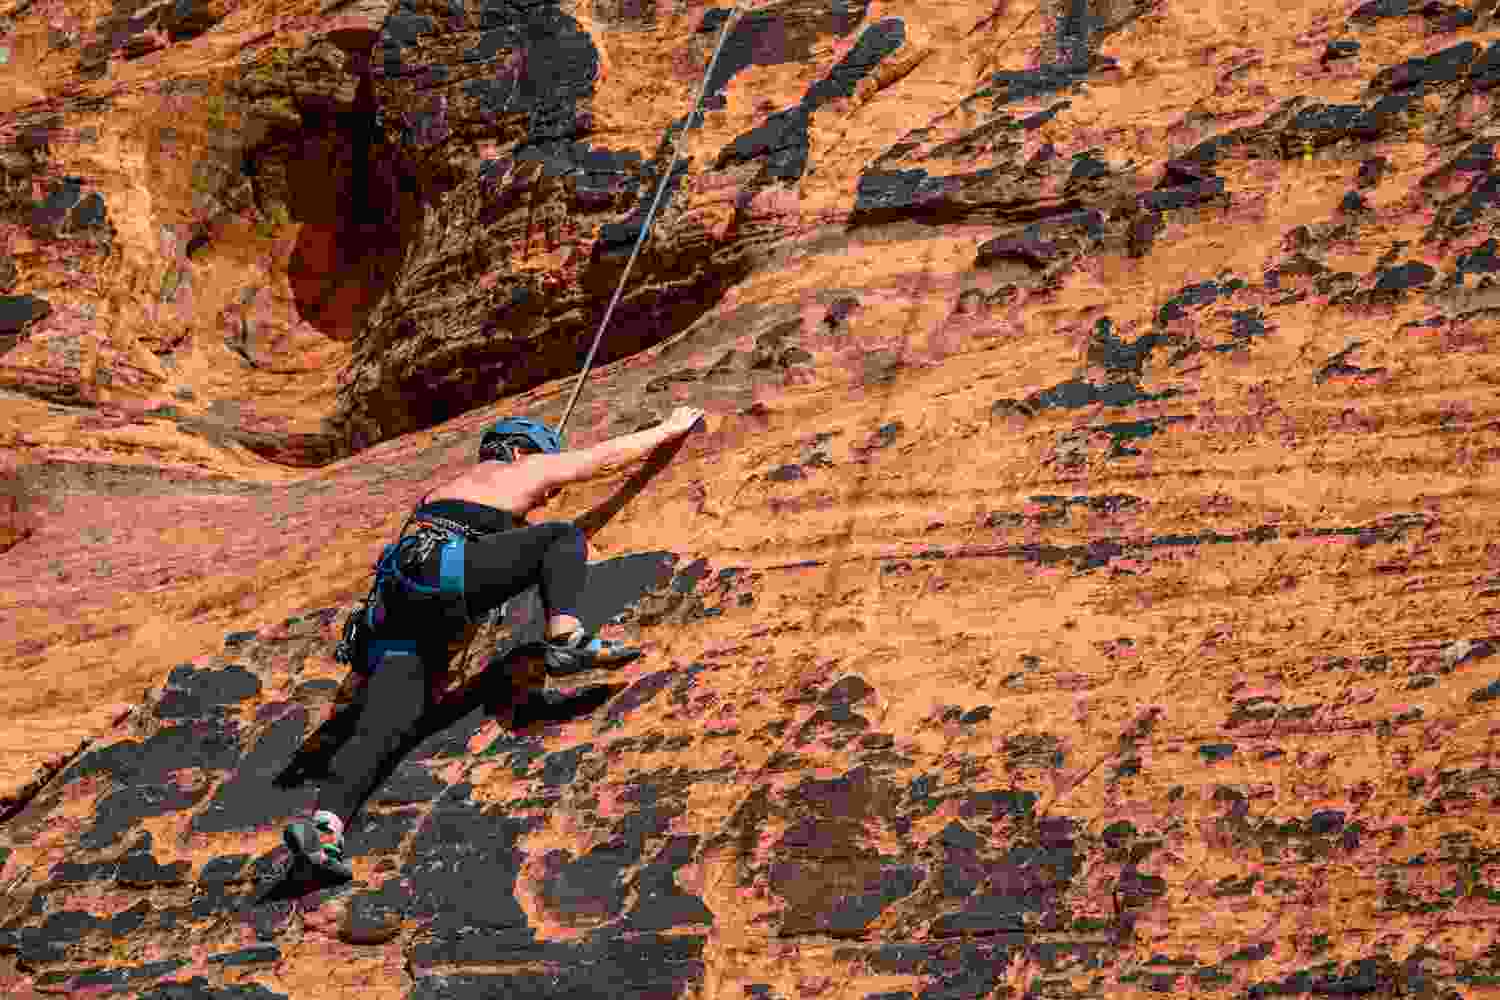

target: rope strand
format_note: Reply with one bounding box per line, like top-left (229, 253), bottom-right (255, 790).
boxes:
top-left (556, 2), bottom-right (745, 435)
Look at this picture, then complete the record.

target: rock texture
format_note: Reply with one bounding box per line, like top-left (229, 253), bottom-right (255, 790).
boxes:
top-left (4, 0), bottom-right (1500, 996)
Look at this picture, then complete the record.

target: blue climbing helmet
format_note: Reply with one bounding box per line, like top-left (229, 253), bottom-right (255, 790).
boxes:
top-left (478, 417), bottom-right (565, 462)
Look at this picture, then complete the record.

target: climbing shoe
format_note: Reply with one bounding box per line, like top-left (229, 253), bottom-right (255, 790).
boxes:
top-left (543, 629), bottom-right (642, 677)
top-left (283, 810), bottom-right (353, 884)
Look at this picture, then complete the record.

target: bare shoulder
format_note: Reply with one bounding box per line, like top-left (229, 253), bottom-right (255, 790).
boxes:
top-left (429, 460), bottom-right (548, 513)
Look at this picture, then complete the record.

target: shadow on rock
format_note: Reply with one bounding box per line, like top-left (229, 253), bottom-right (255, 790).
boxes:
top-left (274, 642), bottom-right (623, 790)
top-left (253, 74), bottom-right (418, 342)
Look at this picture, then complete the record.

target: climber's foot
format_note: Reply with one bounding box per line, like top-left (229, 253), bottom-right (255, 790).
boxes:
top-left (543, 629), bottom-right (642, 677)
top-left (283, 810), bottom-right (353, 884)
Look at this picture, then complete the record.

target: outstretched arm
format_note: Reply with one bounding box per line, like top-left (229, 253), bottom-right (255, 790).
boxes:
top-left (534, 407), bottom-right (704, 490)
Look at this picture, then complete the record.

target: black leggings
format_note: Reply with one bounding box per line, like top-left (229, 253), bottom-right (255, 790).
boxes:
top-left (319, 520), bottom-right (587, 825)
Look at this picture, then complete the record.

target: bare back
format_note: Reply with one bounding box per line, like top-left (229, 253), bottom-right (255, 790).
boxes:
top-left (425, 457), bottom-right (553, 517)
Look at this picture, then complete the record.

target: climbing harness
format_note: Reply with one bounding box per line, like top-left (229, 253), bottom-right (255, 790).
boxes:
top-left (336, 6), bottom-right (745, 672)
top-left (334, 510), bottom-right (471, 671)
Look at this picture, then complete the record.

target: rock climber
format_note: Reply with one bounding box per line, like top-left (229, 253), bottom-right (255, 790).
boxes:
top-left (283, 405), bottom-right (706, 883)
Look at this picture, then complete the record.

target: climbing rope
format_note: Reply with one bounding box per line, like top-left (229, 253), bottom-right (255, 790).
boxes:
top-left (555, 1), bottom-right (746, 435)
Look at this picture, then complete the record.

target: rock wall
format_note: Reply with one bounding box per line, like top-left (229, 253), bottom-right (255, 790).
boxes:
top-left (4, 0), bottom-right (1500, 997)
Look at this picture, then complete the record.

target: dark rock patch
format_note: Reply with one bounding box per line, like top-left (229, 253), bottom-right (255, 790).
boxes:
top-left (1441, 170), bottom-right (1500, 231)
top-left (717, 104), bottom-right (812, 182)
top-left (117, 842), bottom-right (191, 888)
top-left (985, 65), bottom-right (1089, 107)
top-left (401, 793), bottom-right (538, 965)
top-left (155, 664), bottom-right (262, 719)
top-left (1087, 317), bottom-right (1171, 376)
top-left (1023, 378), bottom-right (1181, 413)
top-left (541, 744), bottom-right (592, 788)
top-left (161, 0), bottom-right (223, 42)
top-left (1340, 190), bottom-right (1369, 214)
top-left (1158, 276), bottom-right (1244, 324)
top-left (804, 19), bottom-right (907, 111)
top-left (0, 294), bottom-right (51, 336)
top-left (825, 675), bottom-right (876, 705)
top-left (711, 15), bottom-right (905, 189)
top-left (1372, 260), bottom-right (1436, 296)
top-left (1247, 956), bottom-right (1396, 998)
top-left (191, 708), bottom-right (316, 834)
top-left (1068, 150), bottom-right (1111, 183)
top-left (66, 722), bottom-right (241, 849)
top-left (702, 0), bottom-right (872, 98)
top-left (930, 818), bottom-right (1080, 937)
top-left (71, 192), bottom-right (108, 229)
top-left (208, 944), bottom-right (281, 966)
top-left (1470, 41), bottom-right (1500, 90)
top-left (825, 296), bottom-right (861, 326)
top-left (1199, 743), bottom-right (1237, 763)
top-left (624, 835), bottom-right (714, 931)
top-left (407, 934), bottom-right (707, 999)
top-left (1322, 39), bottom-right (1361, 63)
top-left (347, 807), bottom-right (422, 857)
top-left (370, 759), bottom-right (446, 806)
top-left (540, 842), bottom-right (635, 924)
top-left (603, 668), bottom-right (680, 723)
top-left (978, 232), bottom-right (1069, 270)
top-left (1141, 177), bottom-right (1226, 212)
top-left (1369, 41), bottom-right (1479, 92)
top-left (1455, 238), bottom-right (1500, 285)
top-left (1357, 156), bottom-right (1388, 188)
top-left (29, 177), bottom-right (83, 233)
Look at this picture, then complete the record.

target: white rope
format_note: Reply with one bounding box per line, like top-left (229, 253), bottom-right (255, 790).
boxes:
top-left (555, 2), bottom-right (746, 435)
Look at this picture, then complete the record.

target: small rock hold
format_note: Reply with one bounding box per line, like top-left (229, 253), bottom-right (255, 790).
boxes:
top-left (977, 233), bottom-right (1066, 270)
top-left (824, 675), bottom-right (875, 705)
top-left (1069, 151), bottom-right (1111, 182)
top-left (1198, 743), bottom-right (1236, 763)
top-left (1441, 638), bottom-right (1493, 670)
top-left (870, 421), bottom-right (903, 448)
top-left (1307, 810), bottom-right (1347, 835)
top-left (1356, 157), bottom-right (1388, 189)
top-left (767, 464), bottom-right (804, 482)
top-left (825, 296), bottom-right (861, 327)
top-left (1467, 678), bottom-right (1500, 703)
top-left (1127, 212), bottom-right (1163, 257)
top-left (1322, 39), bottom-right (1360, 62)
top-left (1339, 191), bottom-right (1368, 214)
top-left (954, 288), bottom-right (986, 315)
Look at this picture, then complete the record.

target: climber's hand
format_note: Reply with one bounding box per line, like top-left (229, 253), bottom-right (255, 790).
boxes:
top-left (662, 406), bottom-right (706, 438)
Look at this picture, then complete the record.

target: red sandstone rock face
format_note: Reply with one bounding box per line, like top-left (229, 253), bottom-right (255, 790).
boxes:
top-left (5, 0), bottom-right (1500, 997)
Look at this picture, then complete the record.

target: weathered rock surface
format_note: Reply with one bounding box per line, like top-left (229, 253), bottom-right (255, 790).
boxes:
top-left (5, 0), bottom-right (1500, 996)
